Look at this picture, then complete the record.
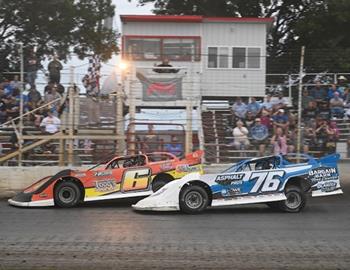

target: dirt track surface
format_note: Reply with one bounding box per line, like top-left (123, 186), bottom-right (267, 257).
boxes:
top-left (0, 184), bottom-right (349, 269)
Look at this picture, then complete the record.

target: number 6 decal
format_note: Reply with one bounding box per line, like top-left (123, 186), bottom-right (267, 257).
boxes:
top-left (122, 168), bottom-right (151, 192)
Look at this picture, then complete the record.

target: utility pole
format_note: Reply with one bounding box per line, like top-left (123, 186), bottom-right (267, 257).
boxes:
top-left (296, 46), bottom-right (305, 157)
top-left (18, 42), bottom-right (24, 166)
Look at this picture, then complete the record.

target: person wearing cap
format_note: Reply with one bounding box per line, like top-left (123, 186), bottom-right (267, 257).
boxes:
top-left (271, 108), bottom-right (289, 131)
top-left (329, 92), bottom-right (344, 118)
top-left (250, 118), bottom-right (269, 156)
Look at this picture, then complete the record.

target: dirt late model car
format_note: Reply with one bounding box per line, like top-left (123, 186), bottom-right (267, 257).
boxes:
top-left (133, 153), bottom-right (343, 214)
top-left (8, 151), bottom-right (203, 207)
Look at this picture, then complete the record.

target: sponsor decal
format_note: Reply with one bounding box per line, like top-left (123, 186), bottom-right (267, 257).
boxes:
top-left (95, 180), bottom-right (117, 192)
top-left (176, 164), bottom-right (199, 173)
top-left (308, 167), bottom-right (338, 184)
top-left (160, 162), bottom-right (173, 171)
top-left (94, 171), bottom-right (113, 177)
top-left (39, 193), bottom-right (48, 198)
top-left (215, 173), bottom-right (245, 185)
top-left (316, 181), bottom-right (337, 192)
top-left (221, 187), bottom-right (241, 197)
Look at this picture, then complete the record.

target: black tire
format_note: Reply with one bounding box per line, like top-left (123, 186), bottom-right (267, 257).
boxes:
top-left (179, 185), bottom-right (209, 214)
top-left (152, 174), bottom-right (173, 192)
top-left (54, 181), bottom-right (81, 208)
top-left (277, 185), bottom-right (307, 213)
top-left (151, 180), bottom-right (168, 192)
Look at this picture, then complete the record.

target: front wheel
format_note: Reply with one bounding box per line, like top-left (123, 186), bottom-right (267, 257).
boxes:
top-left (179, 185), bottom-right (208, 214)
top-left (277, 185), bottom-right (306, 213)
top-left (54, 181), bottom-right (81, 208)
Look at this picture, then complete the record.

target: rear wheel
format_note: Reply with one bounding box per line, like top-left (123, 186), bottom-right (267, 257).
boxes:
top-left (277, 185), bottom-right (306, 213)
top-left (54, 181), bottom-right (81, 208)
top-left (179, 185), bottom-right (208, 214)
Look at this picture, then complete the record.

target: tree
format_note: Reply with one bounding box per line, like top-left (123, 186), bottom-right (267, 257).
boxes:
top-left (0, 0), bottom-right (119, 75)
top-left (135, 0), bottom-right (350, 72)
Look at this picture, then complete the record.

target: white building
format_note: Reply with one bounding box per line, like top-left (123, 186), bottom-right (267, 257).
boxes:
top-left (120, 15), bottom-right (273, 107)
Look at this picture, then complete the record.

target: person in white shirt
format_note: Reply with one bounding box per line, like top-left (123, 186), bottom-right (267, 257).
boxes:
top-left (232, 120), bottom-right (250, 150)
top-left (40, 110), bottom-right (61, 134)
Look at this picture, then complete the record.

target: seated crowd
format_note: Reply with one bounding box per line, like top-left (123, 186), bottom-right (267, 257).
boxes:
top-left (0, 76), bottom-right (65, 152)
top-left (230, 75), bottom-right (350, 157)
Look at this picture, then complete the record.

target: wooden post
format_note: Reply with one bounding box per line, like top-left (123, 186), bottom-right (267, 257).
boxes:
top-left (116, 86), bottom-right (125, 155)
top-left (297, 46), bottom-right (305, 158)
top-left (127, 67), bottom-right (136, 155)
top-left (18, 42), bottom-right (24, 166)
top-left (185, 99), bottom-right (193, 154)
top-left (67, 67), bottom-right (75, 165)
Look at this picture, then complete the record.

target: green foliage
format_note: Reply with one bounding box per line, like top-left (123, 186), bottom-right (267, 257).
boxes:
top-left (0, 0), bottom-right (119, 73)
top-left (135, 0), bottom-right (350, 72)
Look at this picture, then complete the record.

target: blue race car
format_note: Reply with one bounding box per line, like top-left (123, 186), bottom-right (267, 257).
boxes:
top-left (133, 153), bottom-right (343, 214)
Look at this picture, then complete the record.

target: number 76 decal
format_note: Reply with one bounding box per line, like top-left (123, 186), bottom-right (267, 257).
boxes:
top-left (249, 171), bottom-right (285, 193)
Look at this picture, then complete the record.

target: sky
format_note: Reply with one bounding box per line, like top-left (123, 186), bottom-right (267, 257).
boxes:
top-left (37, 0), bottom-right (193, 130)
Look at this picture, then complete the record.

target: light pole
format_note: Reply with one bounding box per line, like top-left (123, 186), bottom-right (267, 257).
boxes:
top-left (18, 42), bottom-right (24, 166)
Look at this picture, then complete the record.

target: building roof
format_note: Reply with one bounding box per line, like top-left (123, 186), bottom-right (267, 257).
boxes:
top-left (120, 15), bottom-right (274, 24)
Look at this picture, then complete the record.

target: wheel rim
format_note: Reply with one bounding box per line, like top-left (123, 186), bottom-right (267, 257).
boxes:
top-left (285, 191), bottom-right (301, 209)
top-left (58, 186), bottom-right (76, 204)
top-left (185, 191), bottom-right (203, 209)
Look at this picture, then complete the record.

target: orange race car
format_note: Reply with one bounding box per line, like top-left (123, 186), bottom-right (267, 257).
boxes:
top-left (8, 151), bottom-right (203, 208)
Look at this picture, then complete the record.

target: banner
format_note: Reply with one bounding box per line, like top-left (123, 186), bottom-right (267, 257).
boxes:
top-left (136, 70), bottom-right (183, 101)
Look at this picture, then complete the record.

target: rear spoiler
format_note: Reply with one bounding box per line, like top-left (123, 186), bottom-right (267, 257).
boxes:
top-left (317, 153), bottom-right (340, 167)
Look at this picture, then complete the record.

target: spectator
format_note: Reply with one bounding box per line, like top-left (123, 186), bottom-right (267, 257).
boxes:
top-left (244, 111), bottom-right (255, 131)
top-left (271, 93), bottom-right (289, 110)
top-left (271, 127), bottom-right (288, 155)
top-left (165, 135), bottom-right (183, 157)
top-left (10, 75), bottom-right (21, 90)
top-left (26, 51), bottom-right (40, 88)
top-left (301, 89), bottom-right (314, 109)
top-left (40, 110), bottom-right (61, 134)
top-left (144, 124), bottom-right (160, 153)
top-left (27, 86), bottom-right (42, 110)
top-left (315, 119), bottom-right (332, 151)
top-left (153, 58), bottom-right (179, 73)
top-left (272, 109), bottom-right (289, 131)
top-left (318, 101), bottom-right (331, 120)
top-left (309, 80), bottom-right (327, 103)
top-left (261, 94), bottom-right (273, 112)
top-left (44, 85), bottom-right (62, 115)
top-left (329, 92), bottom-right (344, 118)
top-left (232, 120), bottom-right (250, 152)
top-left (247, 97), bottom-right (261, 117)
top-left (303, 101), bottom-right (318, 122)
top-left (260, 109), bottom-right (272, 130)
top-left (82, 74), bottom-right (100, 125)
top-left (327, 84), bottom-right (342, 100)
top-left (250, 118), bottom-right (269, 156)
top-left (337, 75), bottom-right (348, 95)
top-left (232, 97), bottom-right (247, 119)
top-left (48, 55), bottom-right (63, 84)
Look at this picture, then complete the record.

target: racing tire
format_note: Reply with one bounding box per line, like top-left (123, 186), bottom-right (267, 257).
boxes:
top-left (179, 185), bottom-right (208, 214)
top-left (277, 185), bottom-right (306, 213)
top-left (152, 179), bottom-right (168, 193)
top-left (54, 181), bottom-right (81, 208)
